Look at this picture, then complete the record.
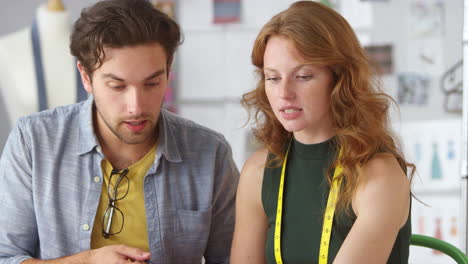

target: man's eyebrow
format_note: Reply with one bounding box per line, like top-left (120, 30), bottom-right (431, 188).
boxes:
top-left (101, 73), bottom-right (125, 81)
top-left (144, 69), bottom-right (166, 81)
top-left (100, 69), bottom-right (166, 82)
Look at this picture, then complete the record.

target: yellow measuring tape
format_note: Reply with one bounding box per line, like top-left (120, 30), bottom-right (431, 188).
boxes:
top-left (274, 144), bottom-right (343, 264)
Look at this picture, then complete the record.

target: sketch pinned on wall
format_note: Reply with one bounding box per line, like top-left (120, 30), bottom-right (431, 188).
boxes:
top-left (432, 218), bottom-right (443, 255)
top-left (414, 142), bottom-right (422, 163)
top-left (213, 0), bottom-right (241, 24)
top-left (430, 143), bottom-right (442, 180)
top-left (418, 215), bottom-right (425, 234)
top-left (364, 44), bottom-right (393, 75)
top-left (406, 38), bottom-right (444, 75)
top-left (409, 0), bottom-right (445, 38)
top-left (450, 217), bottom-right (457, 237)
top-left (447, 140), bottom-right (455, 160)
top-left (410, 196), bottom-right (461, 264)
top-left (397, 119), bottom-right (461, 192)
top-left (440, 60), bottom-right (463, 113)
top-left (397, 72), bottom-right (429, 106)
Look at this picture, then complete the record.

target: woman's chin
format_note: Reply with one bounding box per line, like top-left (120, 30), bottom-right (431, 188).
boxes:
top-left (281, 123), bottom-right (306, 133)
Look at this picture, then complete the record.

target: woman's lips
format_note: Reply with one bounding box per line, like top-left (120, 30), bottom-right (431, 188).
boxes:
top-left (280, 108), bottom-right (302, 120)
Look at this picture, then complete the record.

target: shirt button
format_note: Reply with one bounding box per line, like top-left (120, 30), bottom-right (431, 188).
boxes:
top-left (96, 146), bottom-right (102, 153)
top-left (83, 224), bottom-right (90, 231)
top-left (93, 176), bottom-right (101, 183)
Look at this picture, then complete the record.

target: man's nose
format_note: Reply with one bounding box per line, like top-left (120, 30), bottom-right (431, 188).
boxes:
top-left (127, 87), bottom-right (144, 116)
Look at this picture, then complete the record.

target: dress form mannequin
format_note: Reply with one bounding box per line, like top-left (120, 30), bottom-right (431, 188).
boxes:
top-left (47, 0), bottom-right (65, 12)
top-left (0, 1), bottom-right (78, 124)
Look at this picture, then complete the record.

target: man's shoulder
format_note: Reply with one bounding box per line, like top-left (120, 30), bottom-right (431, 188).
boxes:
top-left (19, 101), bottom-right (84, 122)
top-left (15, 101), bottom-right (87, 135)
top-left (162, 109), bottom-right (227, 146)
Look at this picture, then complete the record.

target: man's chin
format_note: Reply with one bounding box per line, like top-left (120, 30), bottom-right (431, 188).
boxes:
top-left (115, 126), bottom-right (157, 145)
top-left (120, 136), bottom-right (153, 145)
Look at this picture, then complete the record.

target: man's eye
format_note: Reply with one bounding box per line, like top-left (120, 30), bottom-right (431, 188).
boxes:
top-left (266, 77), bottom-right (280, 82)
top-left (296, 75), bottom-right (313, 80)
top-left (108, 81), bottom-right (125, 89)
top-left (145, 82), bottom-right (159, 87)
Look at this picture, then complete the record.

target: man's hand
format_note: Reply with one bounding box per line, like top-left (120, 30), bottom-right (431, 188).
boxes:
top-left (22, 244), bottom-right (151, 264)
top-left (88, 245), bottom-right (151, 263)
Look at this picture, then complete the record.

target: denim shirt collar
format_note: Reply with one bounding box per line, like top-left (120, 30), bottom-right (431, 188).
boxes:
top-left (78, 96), bottom-right (98, 155)
top-left (156, 108), bottom-right (182, 163)
top-left (77, 96), bottom-right (182, 163)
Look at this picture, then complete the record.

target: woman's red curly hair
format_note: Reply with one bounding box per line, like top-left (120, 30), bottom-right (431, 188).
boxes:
top-left (242, 1), bottom-right (415, 215)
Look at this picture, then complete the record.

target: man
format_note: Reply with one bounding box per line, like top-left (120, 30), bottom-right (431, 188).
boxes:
top-left (0, 0), bottom-right (239, 263)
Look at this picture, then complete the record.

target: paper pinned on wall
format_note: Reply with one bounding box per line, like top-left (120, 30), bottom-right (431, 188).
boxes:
top-left (364, 44), bottom-right (393, 75)
top-left (397, 72), bottom-right (430, 106)
top-left (397, 119), bottom-right (461, 191)
top-left (410, 195), bottom-right (461, 264)
top-left (440, 61), bottom-right (463, 113)
top-left (213, 0), bottom-right (241, 24)
top-left (409, 0), bottom-right (445, 38)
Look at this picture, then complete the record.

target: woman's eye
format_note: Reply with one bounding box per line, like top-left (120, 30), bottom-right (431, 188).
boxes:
top-left (266, 77), bottom-right (280, 82)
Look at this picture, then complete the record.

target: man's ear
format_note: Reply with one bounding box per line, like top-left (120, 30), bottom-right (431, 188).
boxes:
top-left (77, 61), bottom-right (93, 94)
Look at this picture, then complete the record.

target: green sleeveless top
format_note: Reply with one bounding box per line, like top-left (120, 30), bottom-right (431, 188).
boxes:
top-left (262, 138), bottom-right (411, 264)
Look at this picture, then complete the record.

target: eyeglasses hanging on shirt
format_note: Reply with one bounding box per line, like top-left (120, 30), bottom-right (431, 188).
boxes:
top-left (102, 168), bottom-right (130, 239)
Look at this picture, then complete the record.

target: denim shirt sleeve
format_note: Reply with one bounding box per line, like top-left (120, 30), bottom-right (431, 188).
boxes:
top-left (204, 141), bottom-right (239, 264)
top-left (0, 119), bottom-right (36, 264)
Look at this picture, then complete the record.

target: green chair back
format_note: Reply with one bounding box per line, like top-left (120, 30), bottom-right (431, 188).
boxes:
top-left (410, 234), bottom-right (468, 264)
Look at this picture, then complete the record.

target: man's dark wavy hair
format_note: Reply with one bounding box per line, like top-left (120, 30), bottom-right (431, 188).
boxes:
top-left (70, 0), bottom-right (182, 74)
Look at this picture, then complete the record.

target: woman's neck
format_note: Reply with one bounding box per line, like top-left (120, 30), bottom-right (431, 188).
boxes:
top-left (293, 131), bottom-right (335, 145)
top-left (293, 118), bottom-right (335, 145)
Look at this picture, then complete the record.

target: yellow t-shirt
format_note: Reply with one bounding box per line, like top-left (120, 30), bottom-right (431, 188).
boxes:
top-left (91, 144), bottom-right (157, 251)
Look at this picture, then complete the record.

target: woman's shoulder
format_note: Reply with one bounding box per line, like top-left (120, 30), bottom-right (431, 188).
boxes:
top-left (353, 152), bottom-right (411, 227)
top-left (241, 148), bottom-right (269, 180)
top-left (357, 152), bottom-right (410, 194)
top-left (236, 148), bottom-right (270, 216)
top-left (359, 152), bottom-right (408, 182)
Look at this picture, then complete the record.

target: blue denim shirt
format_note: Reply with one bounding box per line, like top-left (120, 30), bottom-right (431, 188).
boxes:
top-left (0, 97), bottom-right (239, 264)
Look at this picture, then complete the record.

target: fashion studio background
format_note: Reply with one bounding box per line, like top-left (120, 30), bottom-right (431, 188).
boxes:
top-left (0, 0), bottom-right (466, 263)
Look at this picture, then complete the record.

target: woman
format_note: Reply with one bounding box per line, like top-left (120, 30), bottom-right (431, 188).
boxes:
top-left (230, 1), bottom-right (414, 264)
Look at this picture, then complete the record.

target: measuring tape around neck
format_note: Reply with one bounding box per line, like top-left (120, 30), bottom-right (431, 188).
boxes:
top-left (274, 142), bottom-right (343, 264)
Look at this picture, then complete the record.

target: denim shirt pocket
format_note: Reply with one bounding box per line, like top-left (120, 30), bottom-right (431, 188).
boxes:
top-left (173, 208), bottom-right (212, 262)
